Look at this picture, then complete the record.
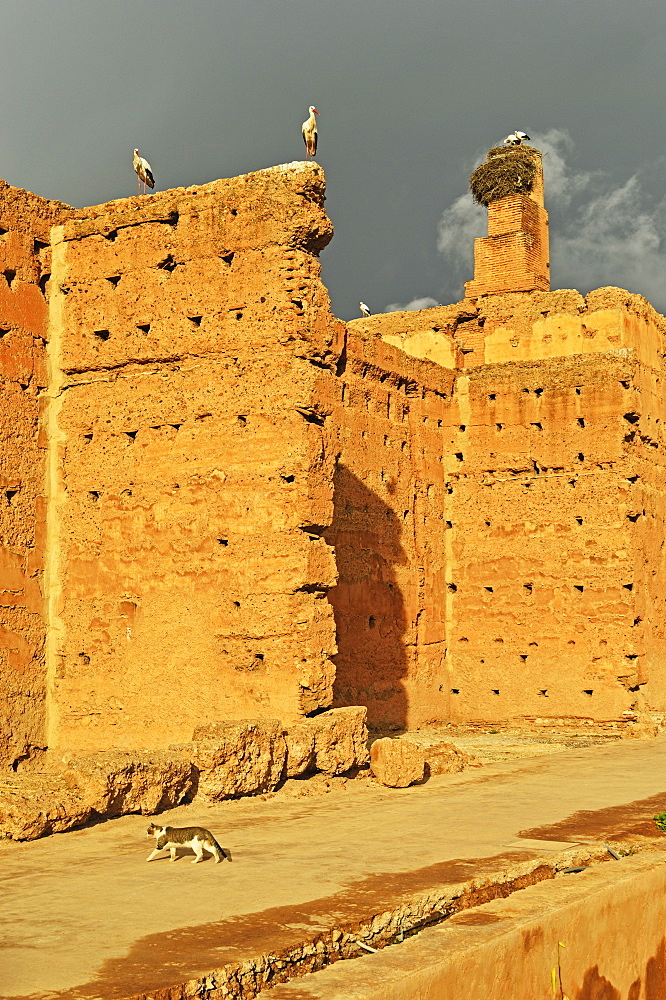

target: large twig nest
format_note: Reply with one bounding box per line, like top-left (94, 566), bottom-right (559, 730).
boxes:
top-left (470, 146), bottom-right (539, 206)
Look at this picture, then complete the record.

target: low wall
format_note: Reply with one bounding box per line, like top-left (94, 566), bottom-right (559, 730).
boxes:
top-left (263, 850), bottom-right (666, 999)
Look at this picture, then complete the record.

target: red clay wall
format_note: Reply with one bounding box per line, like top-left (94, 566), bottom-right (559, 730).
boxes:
top-left (0, 182), bottom-right (73, 768)
top-left (333, 289), bottom-right (666, 729)
top-left (44, 164), bottom-right (343, 751)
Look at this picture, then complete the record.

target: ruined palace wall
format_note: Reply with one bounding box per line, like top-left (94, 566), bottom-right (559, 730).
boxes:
top-left (46, 164), bottom-right (343, 752)
top-left (326, 327), bottom-right (455, 730)
top-left (0, 182), bottom-right (74, 767)
top-left (333, 290), bottom-right (666, 727)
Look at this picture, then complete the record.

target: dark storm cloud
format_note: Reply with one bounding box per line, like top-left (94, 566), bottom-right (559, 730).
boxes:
top-left (0, 0), bottom-right (664, 317)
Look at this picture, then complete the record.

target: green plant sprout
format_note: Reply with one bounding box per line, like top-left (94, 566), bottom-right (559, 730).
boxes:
top-left (653, 812), bottom-right (666, 833)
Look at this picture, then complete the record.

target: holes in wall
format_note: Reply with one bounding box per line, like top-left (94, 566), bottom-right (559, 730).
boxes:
top-left (230, 208), bottom-right (238, 216)
top-left (494, 638), bottom-right (504, 644)
top-left (368, 616), bottom-right (376, 629)
top-left (38, 273), bottom-right (50, 294)
top-left (237, 415), bottom-right (247, 427)
top-left (626, 512), bottom-right (640, 523)
top-left (534, 387), bottom-right (544, 397)
top-left (88, 491), bottom-right (100, 502)
top-left (445, 520), bottom-right (452, 529)
top-left (5, 489), bottom-right (18, 505)
top-left (83, 433), bottom-right (93, 443)
top-left (577, 418), bottom-right (585, 428)
top-left (217, 538), bottom-right (229, 546)
top-left (281, 474), bottom-right (295, 483)
top-left (485, 586), bottom-right (494, 593)
top-left (623, 412), bottom-right (640, 424)
top-left (0, 327), bottom-right (10, 338)
top-left (491, 689), bottom-right (500, 695)
top-left (459, 424), bottom-right (466, 432)
top-left (136, 323), bottom-right (151, 333)
top-left (157, 255), bottom-right (177, 273)
top-left (531, 422), bottom-right (542, 431)
top-left (620, 380), bottom-right (630, 389)
top-left (574, 584), bottom-right (584, 593)
top-left (575, 517), bottom-right (583, 525)
top-left (233, 601), bottom-right (241, 608)
top-left (220, 252), bottom-right (235, 266)
top-left (447, 583), bottom-right (457, 592)
top-left (622, 583), bottom-right (634, 591)
top-left (0, 227), bottom-right (7, 237)
top-left (188, 315), bottom-right (203, 327)
top-left (633, 616), bottom-right (642, 626)
top-left (33, 238), bottom-right (48, 254)
top-left (575, 387), bottom-right (581, 395)
top-left (103, 229), bottom-right (118, 242)
top-left (4, 269), bottom-right (16, 288)
top-left (577, 453), bottom-right (585, 462)
top-left (124, 430), bottom-right (138, 441)
top-left (583, 689), bottom-right (593, 696)
top-left (538, 690), bottom-right (548, 697)
top-left (519, 653), bottom-right (528, 661)
top-left (488, 393), bottom-right (496, 401)
top-left (626, 475), bottom-right (639, 483)
top-left (235, 312), bottom-right (243, 320)
top-left (496, 423), bottom-right (504, 431)
top-left (93, 329), bottom-right (110, 341)
top-left (568, 640), bottom-right (575, 646)
top-left (292, 299), bottom-right (304, 312)
top-left (568, 479), bottom-right (577, 487)
top-left (455, 452), bottom-right (464, 462)
top-left (451, 688), bottom-right (460, 695)
top-left (106, 275), bottom-right (121, 287)
top-left (523, 583), bottom-right (533, 595)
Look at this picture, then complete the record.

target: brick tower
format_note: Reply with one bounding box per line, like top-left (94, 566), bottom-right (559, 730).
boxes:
top-left (465, 145), bottom-right (549, 298)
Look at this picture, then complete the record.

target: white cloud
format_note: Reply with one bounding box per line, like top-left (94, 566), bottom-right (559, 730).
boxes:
top-left (436, 129), bottom-right (666, 312)
top-left (384, 296), bottom-right (440, 313)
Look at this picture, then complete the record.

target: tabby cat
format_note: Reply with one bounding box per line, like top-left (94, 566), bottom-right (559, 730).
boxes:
top-left (146, 823), bottom-right (231, 864)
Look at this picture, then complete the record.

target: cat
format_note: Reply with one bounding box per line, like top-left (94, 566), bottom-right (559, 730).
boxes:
top-left (146, 823), bottom-right (232, 864)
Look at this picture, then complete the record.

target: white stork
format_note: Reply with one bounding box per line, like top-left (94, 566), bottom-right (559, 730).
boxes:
top-left (301, 106), bottom-right (320, 160)
top-left (133, 149), bottom-right (155, 195)
top-left (359, 302), bottom-right (371, 317)
top-left (503, 131), bottom-right (530, 146)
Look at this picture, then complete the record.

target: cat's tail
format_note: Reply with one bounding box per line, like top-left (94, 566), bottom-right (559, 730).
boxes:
top-left (211, 836), bottom-right (232, 862)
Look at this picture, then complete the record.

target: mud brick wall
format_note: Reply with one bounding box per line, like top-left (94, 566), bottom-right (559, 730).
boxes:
top-left (44, 164), bottom-right (343, 751)
top-left (334, 290), bottom-right (666, 727)
top-left (326, 328), bottom-right (455, 730)
top-left (0, 182), bottom-right (74, 768)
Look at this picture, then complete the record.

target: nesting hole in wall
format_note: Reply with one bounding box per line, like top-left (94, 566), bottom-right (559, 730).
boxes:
top-left (626, 512), bottom-right (640, 522)
top-left (455, 452), bottom-right (464, 462)
top-left (220, 252), bottom-right (235, 266)
top-left (633, 617), bottom-right (642, 626)
top-left (623, 412), bottom-right (640, 424)
top-left (583, 689), bottom-right (593, 696)
top-left (233, 601), bottom-right (240, 608)
top-left (38, 273), bottom-right (51, 294)
top-left (626, 475), bottom-right (640, 483)
top-left (188, 316), bottom-right (203, 327)
top-left (4, 269), bottom-right (16, 288)
top-left (235, 312), bottom-right (243, 320)
top-left (136, 323), bottom-right (151, 333)
top-left (217, 539), bottom-right (229, 546)
top-left (368, 616), bottom-right (376, 629)
top-left (575, 388), bottom-right (581, 395)
top-left (623, 583), bottom-right (634, 591)
top-left (568, 640), bottom-right (575, 646)
top-left (157, 255), bottom-right (177, 273)
top-left (125, 430), bottom-right (138, 441)
top-left (459, 424), bottom-right (466, 432)
top-left (523, 583), bottom-right (533, 594)
top-left (576, 517), bottom-right (584, 525)
top-left (0, 227), bottom-right (7, 237)
top-left (534, 387), bottom-right (544, 397)
top-left (93, 329), bottom-right (110, 341)
top-left (237, 415), bottom-right (247, 427)
top-left (445, 520), bottom-right (453, 529)
top-left (519, 654), bottom-right (528, 661)
top-left (531, 422), bottom-right (542, 431)
top-left (89, 491), bottom-right (100, 501)
top-left (459, 637), bottom-right (469, 642)
top-left (106, 275), bottom-right (121, 287)
top-left (538, 690), bottom-right (548, 697)
top-left (103, 230), bottom-right (118, 242)
top-left (230, 208), bottom-right (238, 216)
top-left (451, 689), bottom-right (460, 695)
top-left (281, 474), bottom-right (295, 483)
top-left (491, 689), bottom-right (500, 695)
top-left (485, 586), bottom-right (493, 592)
top-left (574, 585), bottom-right (584, 592)
top-left (488, 393), bottom-right (496, 401)
top-left (577, 418), bottom-right (585, 428)
top-left (83, 433), bottom-right (93, 443)
top-left (577, 453), bottom-right (585, 462)
top-left (5, 489), bottom-right (18, 505)
top-left (494, 638), bottom-right (504, 643)
top-left (447, 583), bottom-right (457, 592)
top-left (78, 653), bottom-right (90, 665)
top-left (620, 380), bottom-right (631, 389)
top-left (496, 423), bottom-right (504, 431)
top-left (0, 327), bottom-right (10, 338)
top-left (34, 238), bottom-right (48, 253)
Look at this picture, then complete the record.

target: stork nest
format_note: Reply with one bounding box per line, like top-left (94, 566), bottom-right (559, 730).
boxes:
top-left (469, 146), bottom-right (538, 206)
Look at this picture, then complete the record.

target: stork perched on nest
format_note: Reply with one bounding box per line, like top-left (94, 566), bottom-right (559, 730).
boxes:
top-left (133, 149), bottom-right (155, 195)
top-left (302, 106), bottom-right (320, 159)
top-left (503, 131), bottom-right (530, 146)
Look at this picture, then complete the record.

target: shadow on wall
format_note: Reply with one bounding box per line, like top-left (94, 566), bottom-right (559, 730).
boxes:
top-left (325, 465), bottom-right (409, 732)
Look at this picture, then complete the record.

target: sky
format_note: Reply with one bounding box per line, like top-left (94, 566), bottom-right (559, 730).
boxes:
top-left (1, 0), bottom-right (664, 318)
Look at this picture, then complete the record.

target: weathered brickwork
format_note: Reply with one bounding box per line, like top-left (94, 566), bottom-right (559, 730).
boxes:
top-left (1, 160), bottom-right (665, 770)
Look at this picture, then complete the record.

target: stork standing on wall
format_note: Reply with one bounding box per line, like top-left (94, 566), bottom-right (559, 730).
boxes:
top-left (360, 302), bottom-right (371, 317)
top-left (302, 106), bottom-right (319, 160)
top-left (133, 149), bottom-right (155, 195)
